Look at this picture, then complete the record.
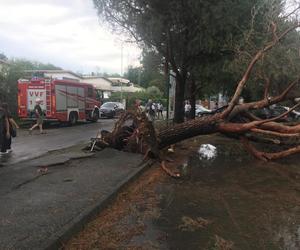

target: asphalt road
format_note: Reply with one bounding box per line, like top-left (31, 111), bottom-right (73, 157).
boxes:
top-left (0, 119), bottom-right (116, 165)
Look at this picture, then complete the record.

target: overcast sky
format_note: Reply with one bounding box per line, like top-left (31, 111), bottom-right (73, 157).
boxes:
top-left (0, 0), bottom-right (141, 74)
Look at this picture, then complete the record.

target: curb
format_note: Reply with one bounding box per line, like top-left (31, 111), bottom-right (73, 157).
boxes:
top-left (43, 158), bottom-right (155, 250)
top-left (29, 153), bottom-right (95, 168)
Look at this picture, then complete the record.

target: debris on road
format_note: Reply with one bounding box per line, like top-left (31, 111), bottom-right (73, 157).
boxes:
top-left (37, 167), bottom-right (48, 174)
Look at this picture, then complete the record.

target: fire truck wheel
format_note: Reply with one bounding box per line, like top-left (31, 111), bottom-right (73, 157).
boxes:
top-left (69, 112), bottom-right (78, 126)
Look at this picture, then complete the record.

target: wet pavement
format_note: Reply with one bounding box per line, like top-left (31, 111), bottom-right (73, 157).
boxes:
top-left (0, 148), bottom-right (146, 250)
top-left (156, 136), bottom-right (300, 250)
top-left (67, 135), bottom-right (300, 250)
top-left (0, 119), bottom-right (115, 165)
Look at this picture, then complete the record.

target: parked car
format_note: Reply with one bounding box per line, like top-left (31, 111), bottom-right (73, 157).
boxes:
top-left (254, 105), bottom-right (295, 122)
top-left (282, 106), bottom-right (300, 120)
top-left (100, 102), bottom-right (125, 118)
top-left (196, 104), bottom-right (212, 117)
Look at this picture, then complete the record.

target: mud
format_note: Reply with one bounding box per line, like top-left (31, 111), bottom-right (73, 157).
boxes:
top-left (65, 134), bottom-right (300, 250)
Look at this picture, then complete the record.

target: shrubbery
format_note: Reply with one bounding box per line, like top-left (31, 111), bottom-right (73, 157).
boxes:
top-left (107, 86), bottom-right (167, 109)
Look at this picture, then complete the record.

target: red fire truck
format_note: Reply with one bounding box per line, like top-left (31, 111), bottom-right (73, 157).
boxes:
top-left (18, 78), bottom-right (101, 125)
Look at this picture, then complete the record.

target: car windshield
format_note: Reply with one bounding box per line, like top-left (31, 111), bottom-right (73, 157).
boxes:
top-left (101, 103), bottom-right (116, 108)
top-left (196, 105), bottom-right (210, 112)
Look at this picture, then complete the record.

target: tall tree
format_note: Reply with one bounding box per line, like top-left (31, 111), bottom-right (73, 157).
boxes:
top-left (125, 49), bottom-right (165, 93)
top-left (94, 3), bottom-right (300, 161)
top-left (93, 0), bottom-right (283, 123)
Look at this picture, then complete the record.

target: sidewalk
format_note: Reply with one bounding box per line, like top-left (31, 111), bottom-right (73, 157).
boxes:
top-left (0, 147), bottom-right (150, 249)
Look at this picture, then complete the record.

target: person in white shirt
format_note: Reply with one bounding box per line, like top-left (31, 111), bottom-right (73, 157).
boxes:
top-left (184, 101), bottom-right (191, 119)
top-left (158, 102), bottom-right (163, 119)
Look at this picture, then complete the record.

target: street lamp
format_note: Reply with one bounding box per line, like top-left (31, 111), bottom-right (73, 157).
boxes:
top-left (120, 42), bottom-right (124, 101)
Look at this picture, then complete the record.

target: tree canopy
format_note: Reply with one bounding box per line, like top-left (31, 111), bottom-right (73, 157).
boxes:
top-left (0, 56), bottom-right (61, 115)
top-left (94, 0), bottom-right (299, 122)
top-left (124, 49), bottom-right (165, 94)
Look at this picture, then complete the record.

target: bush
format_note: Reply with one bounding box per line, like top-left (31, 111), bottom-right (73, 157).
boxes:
top-left (107, 88), bottom-right (166, 109)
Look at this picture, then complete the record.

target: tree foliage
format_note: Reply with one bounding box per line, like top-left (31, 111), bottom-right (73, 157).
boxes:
top-left (124, 49), bottom-right (165, 94)
top-left (93, 0), bottom-right (296, 123)
top-left (0, 56), bottom-right (61, 115)
top-left (109, 87), bottom-right (165, 109)
top-left (0, 53), bottom-right (8, 61)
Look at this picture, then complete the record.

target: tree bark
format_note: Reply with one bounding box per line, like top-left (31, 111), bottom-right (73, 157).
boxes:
top-left (158, 114), bottom-right (221, 149)
top-left (173, 72), bottom-right (186, 123)
top-left (189, 78), bottom-right (196, 119)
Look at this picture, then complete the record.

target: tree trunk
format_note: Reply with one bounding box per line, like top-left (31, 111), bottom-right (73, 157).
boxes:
top-left (173, 72), bottom-right (186, 123)
top-left (189, 78), bottom-right (196, 119)
top-left (158, 114), bottom-right (221, 148)
top-left (96, 110), bottom-right (300, 161)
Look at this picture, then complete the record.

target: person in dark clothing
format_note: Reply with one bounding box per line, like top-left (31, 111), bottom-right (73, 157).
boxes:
top-left (29, 98), bottom-right (44, 134)
top-left (0, 101), bottom-right (10, 155)
top-left (146, 99), bottom-right (155, 121)
top-left (2, 103), bottom-right (19, 152)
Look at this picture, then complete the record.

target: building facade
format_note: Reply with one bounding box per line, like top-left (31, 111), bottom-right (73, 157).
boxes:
top-left (23, 70), bottom-right (143, 99)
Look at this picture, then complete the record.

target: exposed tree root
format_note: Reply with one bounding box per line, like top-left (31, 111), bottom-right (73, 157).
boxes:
top-left (94, 110), bottom-right (159, 157)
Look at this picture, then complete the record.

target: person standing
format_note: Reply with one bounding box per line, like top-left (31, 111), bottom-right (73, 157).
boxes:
top-left (2, 103), bottom-right (19, 152)
top-left (184, 101), bottom-right (191, 119)
top-left (0, 101), bottom-right (10, 155)
top-left (146, 99), bottom-right (155, 121)
top-left (154, 102), bottom-right (159, 119)
top-left (134, 99), bottom-right (142, 112)
top-left (29, 98), bottom-right (45, 134)
top-left (214, 101), bottom-right (219, 110)
top-left (158, 102), bottom-right (164, 119)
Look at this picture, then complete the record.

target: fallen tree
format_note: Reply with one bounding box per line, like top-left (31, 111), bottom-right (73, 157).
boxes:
top-left (93, 21), bottom-right (300, 163)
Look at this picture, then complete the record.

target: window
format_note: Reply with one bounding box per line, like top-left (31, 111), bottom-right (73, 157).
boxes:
top-left (87, 87), bottom-right (93, 97)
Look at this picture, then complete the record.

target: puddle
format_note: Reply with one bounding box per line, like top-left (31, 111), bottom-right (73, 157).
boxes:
top-left (155, 136), bottom-right (300, 250)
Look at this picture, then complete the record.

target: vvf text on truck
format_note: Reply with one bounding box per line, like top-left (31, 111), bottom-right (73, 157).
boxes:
top-left (18, 78), bottom-right (101, 125)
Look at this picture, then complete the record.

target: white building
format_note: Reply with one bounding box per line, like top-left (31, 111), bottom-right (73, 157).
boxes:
top-left (24, 70), bottom-right (82, 81)
top-left (107, 77), bottom-right (143, 93)
top-left (82, 76), bottom-right (113, 99)
top-left (23, 70), bottom-right (143, 98)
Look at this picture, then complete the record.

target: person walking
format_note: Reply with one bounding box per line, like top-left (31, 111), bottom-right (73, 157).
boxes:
top-left (153, 102), bottom-right (159, 119)
top-left (184, 101), bottom-right (191, 120)
top-left (146, 99), bottom-right (155, 121)
top-left (0, 101), bottom-right (10, 155)
top-left (29, 98), bottom-right (45, 134)
top-left (158, 102), bottom-right (164, 119)
top-left (2, 103), bottom-right (19, 152)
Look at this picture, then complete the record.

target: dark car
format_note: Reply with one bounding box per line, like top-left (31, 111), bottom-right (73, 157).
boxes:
top-left (254, 105), bottom-right (294, 122)
top-left (100, 102), bottom-right (125, 118)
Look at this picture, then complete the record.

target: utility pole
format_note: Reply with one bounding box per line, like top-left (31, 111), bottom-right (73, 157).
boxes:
top-left (165, 44), bottom-right (170, 125)
top-left (166, 71), bottom-right (170, 121)
top-left (120, 42), bottom-right (124, 101)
